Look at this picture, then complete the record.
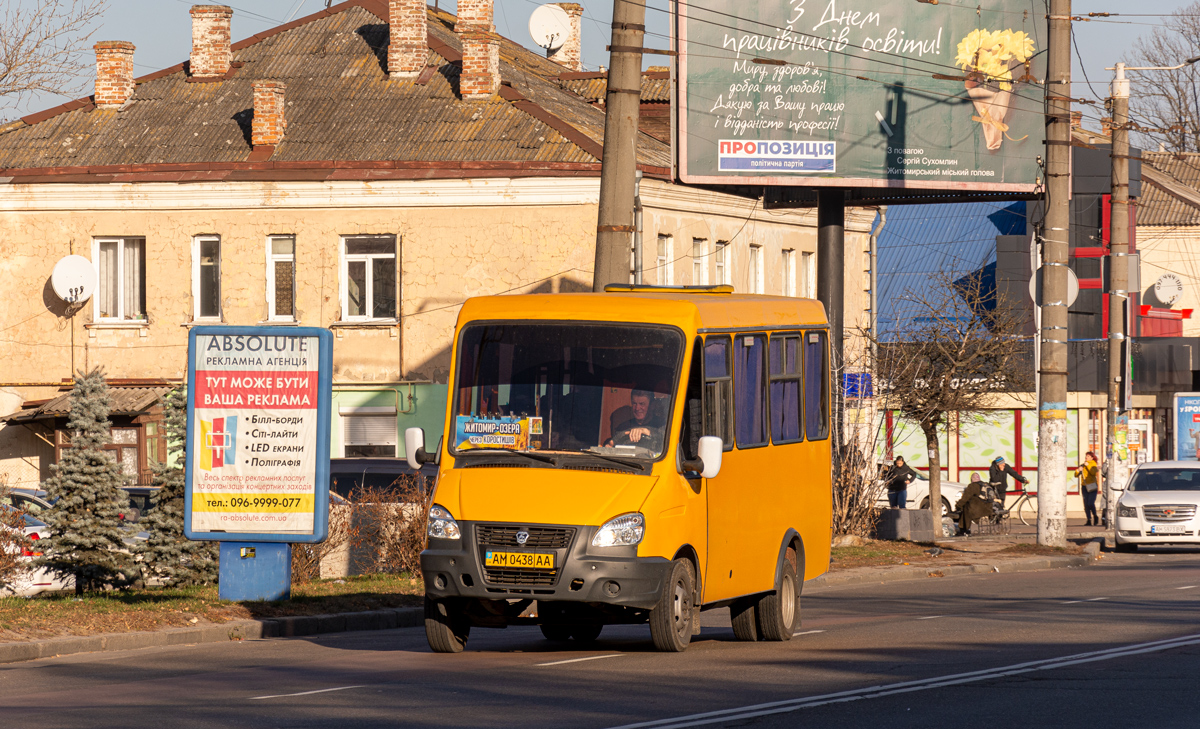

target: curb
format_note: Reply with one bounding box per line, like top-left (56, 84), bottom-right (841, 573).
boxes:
top-left (806, 554), bottom-right (1094, 589)
top-left (0, 606), bottom-right (423, 666)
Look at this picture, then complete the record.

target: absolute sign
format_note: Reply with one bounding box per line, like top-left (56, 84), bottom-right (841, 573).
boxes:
top-left (187, 330), bottom-right (330, 537)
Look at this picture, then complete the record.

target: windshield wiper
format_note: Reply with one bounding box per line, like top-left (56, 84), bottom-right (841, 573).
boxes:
top-left (459, 448), bottom-right (558, 466)
top-left (571, 450), bottom-right (649, 473)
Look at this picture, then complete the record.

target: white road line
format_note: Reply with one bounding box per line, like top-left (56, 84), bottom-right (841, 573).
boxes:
top-left (249, 686), bottom-right (366, 700)
top-left (1086, 597), bottom-right (1109, 602)
top-left (603, 633), bottom-right (1200, 729)
top-left (792, 630), bottom-right (825, 637)
top-left (1062, 600), bottom-right (1083, 604)
top-left (1178, 585), bottom-right (1197, 590)
top-left (916, 616), bottom-right (944, 620)
top-left (536, 654), bottom-right (623, 667)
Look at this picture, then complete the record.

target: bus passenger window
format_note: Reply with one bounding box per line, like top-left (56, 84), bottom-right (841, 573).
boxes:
top-left (703, 337), bottom-right (733, 450)
top-left (804, 331), bottom-right (830, 440)
top-left (680, 340), bottom-right (703, 463)
top-left (770, 335), bottom-right (803, 444)
top-left (733, 334), bottom-right (767, 448)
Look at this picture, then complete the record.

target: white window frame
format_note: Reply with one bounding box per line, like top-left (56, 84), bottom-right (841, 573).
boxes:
top-left (801, 251), bottom-right (816, 297)
top-left (339, 235), bottom-right (398, 322)
top-left (656, 234), bottom-right (674, 286)
top-left (749, 244), bottom-right (764, 294)
top-left (783, 249), bottom-right (797, 297)
top-left (714, 241), bottom-right (731, 285)
top-left (91, 237), bottom-right (146, 323)
top-left (692, 238), bottom-right (708, 285)
top-left (192, 234), bottom-right (222, 322)
top-left (266, 235), bottom-right (297, 322)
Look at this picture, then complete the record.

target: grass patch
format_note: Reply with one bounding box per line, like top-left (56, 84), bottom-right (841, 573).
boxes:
top-left (0, 573), bottom-right (423, 643)
top-left (831, 540), bottom-right (941, 570)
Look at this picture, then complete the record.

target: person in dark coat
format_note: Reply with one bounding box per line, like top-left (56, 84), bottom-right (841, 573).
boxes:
top-left (988, 456), bottom-right (1028, 508)
top-left (883, 456), bottom-right (918, 508)
top-left (954, 473), bottom-right (993, 536)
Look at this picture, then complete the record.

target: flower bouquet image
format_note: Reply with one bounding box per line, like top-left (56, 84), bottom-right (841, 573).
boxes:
top-left (955, 29), bottom-right (1036, 151)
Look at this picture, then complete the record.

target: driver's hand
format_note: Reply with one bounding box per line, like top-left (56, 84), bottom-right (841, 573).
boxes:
top-left (627, 427), bottom-right (650, 443)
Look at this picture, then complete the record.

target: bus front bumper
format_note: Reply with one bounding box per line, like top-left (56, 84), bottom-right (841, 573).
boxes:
top-left (421, 522), bottom-right (671, 610)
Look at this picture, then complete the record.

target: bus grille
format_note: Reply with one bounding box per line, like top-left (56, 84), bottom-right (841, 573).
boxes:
top-left (482, 567), bottom-right (560, 586)
top-left (476, 525), bottom-right (575, 549)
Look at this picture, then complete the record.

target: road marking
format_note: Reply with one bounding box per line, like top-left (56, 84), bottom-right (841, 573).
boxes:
top-left (916, 616), bottom-right (944, 620)
top-left (1062, 600), bottom-right (1083, 604)
top-left (603, 633), bottom-right (1200, 729)
top-left (792, 630), bottom-right (825, 637)
top-left (536, 654), bottom-right (622, 667)
top-left (250, 685), bottom-right (366, 700)
top-left (1178, 585), bottom-right (1197, 590)
top-left (1085, 597), bottom-right (1108, 602)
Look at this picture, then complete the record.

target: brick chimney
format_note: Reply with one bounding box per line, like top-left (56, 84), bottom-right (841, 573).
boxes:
top-left (389, 0), bottom-right (427, 78)
top-left (457, 0), bottom-right (499, 99)
top-left (1070, 110), bottom-right (1083, 128)
top-left (548, 4), bottom-right (583, 72)
top-left (252, 81), bottom-right (286, 147)
top-left (190, 5), bottom-right (233, 78)
top-left (94, 41), bottom-right (136, 108)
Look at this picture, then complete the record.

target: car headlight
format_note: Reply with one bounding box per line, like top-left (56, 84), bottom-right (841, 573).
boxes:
top-left (592, 512), bottom-right (644, 547)
top-left (427, 504), bottom-right (461, 540)
top-left (1117, 504), bottom-right (1138, 518)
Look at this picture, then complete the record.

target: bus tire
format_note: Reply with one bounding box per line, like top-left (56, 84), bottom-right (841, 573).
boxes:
top-left (425, 597), bottom-right (470, 653)
top-left (649, 559), bottom-right (695, 652)
top-left (540, 624), bottom-right (572, 642)
top-left (730, 599), bottom-right (758, 641)
top-left (571, 624), bottom-right (603, 643)
top-left (756, 549), bottom-right (800, 642)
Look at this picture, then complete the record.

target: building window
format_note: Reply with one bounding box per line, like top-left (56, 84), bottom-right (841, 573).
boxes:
top-left (749, 244), bottom-right (764, 294)
top-left (703, 336), bottom-right (733, 449)
top-left (341, 236), bottom-right (397, 321)
top-left (93, 238), bottom-right (146, 322)
top-left (783, 249), bottom-right (797, 297)
top-left (770, 335), bottom-right (803, 443)
top-left (341, 406), bottom-right (397, 457)
top-left (733, 333), bottom-right (768, 448)
top-left (714, 241), bottom-right (730, 285)
top-left (193, 235), bottom-right (222, 320)
top-left (656, 234), bottom-right (674, 285)
top-left (692, 238), bottom-right (708, 285)
top-left (267, 235), bottom-right (296, 321)
top-left (801, 251), bottom-right (815, 297)
top-left (804, 330), bottom-right (830, 440)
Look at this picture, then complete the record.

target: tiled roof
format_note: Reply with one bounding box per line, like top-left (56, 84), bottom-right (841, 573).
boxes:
top-left (0, 1), bottom-right (669, 180)
top-left (557, 71), bottom-right (671, 104)
top-left (0, 387), bottom-right (172, 423)
top-left (1139, 152), bottom-right (1200, 227)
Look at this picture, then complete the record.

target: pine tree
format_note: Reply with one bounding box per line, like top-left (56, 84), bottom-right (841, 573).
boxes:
top-left (138, 387), bottom-right (218, 585)
top-left (38, 369), bottom-right (138, 594)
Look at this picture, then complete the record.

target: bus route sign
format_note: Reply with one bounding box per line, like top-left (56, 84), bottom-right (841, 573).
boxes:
top-left (184, 326), bottom-right (332, 543)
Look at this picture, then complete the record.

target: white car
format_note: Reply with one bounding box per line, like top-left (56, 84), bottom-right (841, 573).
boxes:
top-left (1114, 461), bottom-right (1200, 552)
top-left (2, 505), bottom-right (72, 596)
top-left (876, 472), bottom-right (965, 516)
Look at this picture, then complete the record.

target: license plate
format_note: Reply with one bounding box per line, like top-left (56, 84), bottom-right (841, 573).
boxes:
top-left (485, 551), bottom-right (555, 569)
top-left (1150, 524), bottom-right (1189, 535)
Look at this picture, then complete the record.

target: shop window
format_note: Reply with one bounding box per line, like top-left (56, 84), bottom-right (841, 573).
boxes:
top-left (341, 406), bottom-right (397, 457)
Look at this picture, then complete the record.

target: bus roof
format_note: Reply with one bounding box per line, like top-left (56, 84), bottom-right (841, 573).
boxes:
top-left (455, 291), bottom-right (829, 333)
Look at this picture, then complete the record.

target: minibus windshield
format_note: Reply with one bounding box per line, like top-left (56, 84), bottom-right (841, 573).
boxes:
top-left (451, 323), bottom-right (683, 462)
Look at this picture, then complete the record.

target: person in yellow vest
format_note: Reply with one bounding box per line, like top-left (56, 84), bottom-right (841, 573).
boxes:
top-left (1075, 451), bottom-right (1101, 526)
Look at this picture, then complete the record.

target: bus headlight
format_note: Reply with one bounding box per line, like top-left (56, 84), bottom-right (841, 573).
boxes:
top-left (428, 504), bottom-right (461, 540)
top-left (592, 513), bottom-right (645, 547)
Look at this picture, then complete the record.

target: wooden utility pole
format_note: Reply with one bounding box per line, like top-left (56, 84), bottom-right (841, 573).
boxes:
top-left (1106, 62), bottom-right (1131, 528)
top-left (1037, 0), bottom-right (1071, 547)
top-left (593, 0), bottom-right (646, 291)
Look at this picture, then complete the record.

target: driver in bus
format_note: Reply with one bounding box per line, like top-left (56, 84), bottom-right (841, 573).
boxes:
top-left (605, 389), bottom-right (666, 451)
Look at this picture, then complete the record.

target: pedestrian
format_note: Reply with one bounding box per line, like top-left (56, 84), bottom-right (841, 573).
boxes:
top-left (1075, 451), bottom-right (1102, 526)
top-left (883, 456), bottom-right (918, 509)
top-left (988, 456), bottom-right (1028, 509)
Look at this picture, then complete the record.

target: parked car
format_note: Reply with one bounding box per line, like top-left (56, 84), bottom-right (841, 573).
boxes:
top-left (875, 470), bottom-right (965, 516)
top-left (328, 458), bottom-right (433, 502)
top-left (1113, 461), bottom-right (1200, 552)
top-left (1, 505), bottom-right (72, 596)
top-left (2, 488), bottom-right (55, 516)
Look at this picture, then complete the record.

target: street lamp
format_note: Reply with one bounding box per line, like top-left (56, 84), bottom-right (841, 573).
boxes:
top-left (1101, 56), bottom-right (1200, 528)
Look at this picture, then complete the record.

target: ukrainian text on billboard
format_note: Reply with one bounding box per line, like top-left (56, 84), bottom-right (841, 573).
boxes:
top-left (1175, 394), bottom-right (1200, 461)
top-left (190, 334), bottom-right (320, 534)
top-left (680, 1), bottom-right (1045, 188)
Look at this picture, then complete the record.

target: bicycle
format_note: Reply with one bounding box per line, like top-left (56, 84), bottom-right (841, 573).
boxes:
top-left (1010, 490), bottom-right (1038, 526)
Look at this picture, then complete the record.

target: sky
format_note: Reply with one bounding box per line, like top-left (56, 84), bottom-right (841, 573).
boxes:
top-left (4, 1), bottom-right (1198, 125)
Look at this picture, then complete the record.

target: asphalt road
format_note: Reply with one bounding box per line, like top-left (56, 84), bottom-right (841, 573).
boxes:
top-left (5, 548), bottom-right (1200, 729)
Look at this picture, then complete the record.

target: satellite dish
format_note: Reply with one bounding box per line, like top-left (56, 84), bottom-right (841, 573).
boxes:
top-left (51, 255), bottom-right (97, 304)
top-left (1028, 265), bottom-right (1080, 308)
top-left (529, 4), bottom-right (572, 51)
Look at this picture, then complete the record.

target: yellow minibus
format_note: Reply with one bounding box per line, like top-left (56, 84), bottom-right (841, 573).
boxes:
top-left (408, 285), bottom-right (832, 652)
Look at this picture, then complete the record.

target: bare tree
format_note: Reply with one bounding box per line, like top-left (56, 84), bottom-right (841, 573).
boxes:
top-left (865, 270), bottom-right (1033, 522)
top-left (1125, 1), bottom-right (1200, 152)
top-left (0, 0), bottom-right (108, 117)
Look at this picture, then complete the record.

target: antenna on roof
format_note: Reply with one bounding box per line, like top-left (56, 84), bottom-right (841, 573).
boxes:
top-left (529, 4), bottom-right (572, 52)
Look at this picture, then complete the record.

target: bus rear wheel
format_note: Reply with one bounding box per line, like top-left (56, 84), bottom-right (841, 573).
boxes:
top-left (755, 549), bottom-right (800, 641)
top-left (649, 559), bottom-right (695, 652)
top-left (425, 597), bottom-right (470, 653)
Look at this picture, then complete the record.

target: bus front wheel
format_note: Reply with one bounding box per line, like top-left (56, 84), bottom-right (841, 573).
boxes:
top-left (425, 597), bottom-right (470, 653)
top-left (649, 559), bottom-right (695, 652)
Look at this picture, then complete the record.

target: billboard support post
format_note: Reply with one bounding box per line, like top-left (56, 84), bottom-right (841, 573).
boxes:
top-left (1036, 0), bottom-right (1071, 548)
top-left (817, 188), bottom-right (845, 454)
top-left (218, 542), bottom-right (292, 602)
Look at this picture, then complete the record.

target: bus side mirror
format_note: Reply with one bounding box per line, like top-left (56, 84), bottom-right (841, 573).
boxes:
top-left (405, 427), bottom-right (436, 470)
top-left (697, 436), bottom-right (723, 479)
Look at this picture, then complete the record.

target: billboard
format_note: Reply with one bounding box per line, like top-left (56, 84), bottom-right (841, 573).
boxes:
top-left (185, 327), bottom-right (333, 543)
top-left (1173, 393), bottom-right (1200, 461)
top-left (678, 1), bottom-right (1046, 190)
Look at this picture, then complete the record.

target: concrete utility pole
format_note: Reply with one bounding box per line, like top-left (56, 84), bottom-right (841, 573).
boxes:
top-left (1037, 0), bottom-right (1072, 547)
top-left (1106, 62), bottom-right (1131, 530)
top-left (817, 189), bottom-right (845, 458)
top-left (593, 0), bottom-right (646, 291)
